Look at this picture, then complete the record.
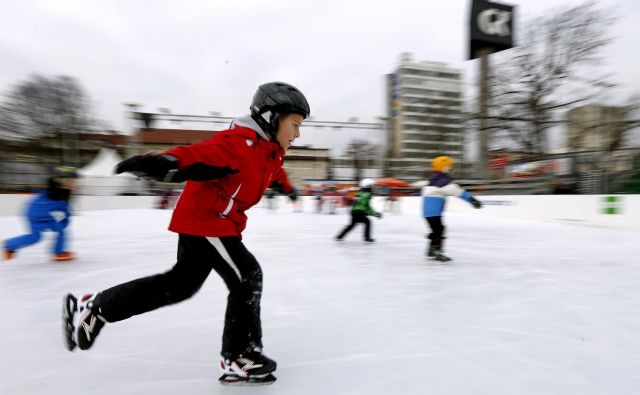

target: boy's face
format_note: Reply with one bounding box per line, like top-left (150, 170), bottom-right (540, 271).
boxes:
top-left (275, 113), bottom-right (303, 151)
top-left (61, 178), bottom-right (76, 191)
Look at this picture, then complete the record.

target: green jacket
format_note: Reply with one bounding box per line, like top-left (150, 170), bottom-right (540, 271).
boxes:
top-left (352, 190), bottom-right (375, 215)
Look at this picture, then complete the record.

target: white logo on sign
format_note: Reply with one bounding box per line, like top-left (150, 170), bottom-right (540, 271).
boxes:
top-left (477, 9), bottom-right (511, 37)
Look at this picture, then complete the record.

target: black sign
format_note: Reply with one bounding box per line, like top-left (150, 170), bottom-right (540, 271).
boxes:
top-left (469, 0), bottom-right (514, 59)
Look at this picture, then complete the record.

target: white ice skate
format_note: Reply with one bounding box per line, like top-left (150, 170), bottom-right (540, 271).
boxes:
top-left (218, 348), bottom-right (277, 386)
top-left (62, 293), bottom-right (106, 351)
top-left (427, 246), bottom-right (452, 262)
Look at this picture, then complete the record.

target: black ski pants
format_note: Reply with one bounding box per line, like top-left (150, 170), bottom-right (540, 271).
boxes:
top-left (425, 216), bottom-right (445, 248)
top-left (337, 211), bottom-right (371, 240)
top-left (95, 234), bottom-right (263, 359)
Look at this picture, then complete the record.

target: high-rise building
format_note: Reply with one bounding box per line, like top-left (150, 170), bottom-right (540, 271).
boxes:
top-left (385, 53), bottom-right (464, 181)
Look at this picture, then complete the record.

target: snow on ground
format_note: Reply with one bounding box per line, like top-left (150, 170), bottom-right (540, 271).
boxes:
top-left (1, 204), bottom-right (640, 395)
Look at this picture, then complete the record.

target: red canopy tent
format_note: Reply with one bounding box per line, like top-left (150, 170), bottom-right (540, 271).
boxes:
top-left (375, 177), bottom-right (410, 188)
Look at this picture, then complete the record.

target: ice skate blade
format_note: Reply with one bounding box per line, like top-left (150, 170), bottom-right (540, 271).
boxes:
top-left (218, 373), bottom-right (277, 386)
top-left (427, 256), bottom-right (452, 263)
top-left (62, 293), bottom-right (77, 351)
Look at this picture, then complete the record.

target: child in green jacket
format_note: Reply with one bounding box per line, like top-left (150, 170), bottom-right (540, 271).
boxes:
top-left (336, 179), bottom-right (382, 242)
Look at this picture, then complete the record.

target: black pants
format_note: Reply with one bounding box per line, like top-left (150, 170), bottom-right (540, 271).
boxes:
top-left (425, 216), bottom-right (445, 248)
top-left (95, 234), bottom-right (263, 359)
top-left (337, 211), bottom-right (371, 240)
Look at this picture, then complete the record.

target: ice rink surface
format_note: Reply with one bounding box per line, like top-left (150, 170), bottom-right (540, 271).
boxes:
top-left (1, 203), bottom-right (640, 395)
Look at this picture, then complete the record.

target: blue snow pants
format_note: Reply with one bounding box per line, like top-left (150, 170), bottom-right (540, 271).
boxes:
top-left (5, 220), bottom-right (67, 255)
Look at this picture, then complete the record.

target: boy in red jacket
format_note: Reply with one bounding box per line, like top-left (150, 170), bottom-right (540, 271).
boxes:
top-left (62, 82), bottom-right (309, 385)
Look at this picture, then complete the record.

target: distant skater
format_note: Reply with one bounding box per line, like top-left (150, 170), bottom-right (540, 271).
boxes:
top-left (3, 166), bottom-right (77, 262)
top-left (422, 156), bottom-right (482, 261)
top-left (336, 178), bottom-right (382, 242)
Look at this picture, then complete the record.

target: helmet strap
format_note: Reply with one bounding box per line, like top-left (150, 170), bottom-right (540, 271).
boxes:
top-left (270, 112), bottom-right (280, 137)
top-left (250, 111), bottom-right (278, 141)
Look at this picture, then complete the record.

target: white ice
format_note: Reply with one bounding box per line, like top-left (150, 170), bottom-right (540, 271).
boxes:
top-left (1, 202), bottom-right (640, 395)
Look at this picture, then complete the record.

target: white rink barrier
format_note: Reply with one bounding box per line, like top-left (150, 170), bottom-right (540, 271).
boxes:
top-left (1, 194), bottom-right (638, 231)
top-left (391, 195), bottom-right (640, 231)
top-left (0, 194), bottom-right (156, 217)
top-left (266, 194), bottom-right (640, 231)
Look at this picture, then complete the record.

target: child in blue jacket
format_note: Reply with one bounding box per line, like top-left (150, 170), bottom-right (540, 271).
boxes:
top-left (422, 156), bottom-right (482, 261)
top-left (3, 166), bottom-right (77, 261)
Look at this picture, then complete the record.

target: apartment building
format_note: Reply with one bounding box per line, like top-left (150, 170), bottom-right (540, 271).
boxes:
top-left (385, 53), bottom-right (464, 181)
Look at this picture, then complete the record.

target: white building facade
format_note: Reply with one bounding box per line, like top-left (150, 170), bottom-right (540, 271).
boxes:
top-left (385, 53), bottom-right (464, 181)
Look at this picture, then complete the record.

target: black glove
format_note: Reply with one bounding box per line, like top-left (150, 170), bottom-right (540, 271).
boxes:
top-left (115, 154), bottom-right (178, 181)
top-left (373, 212), bottom-right (383, 219)
top-left (170, 163), bottom-right (239, 182)
top-left (288, 187), bottom-right (298, 202)
top-left (116, 154), bottom-right (238, 182)
top-left (470, 197), bottom-right (483, 209)
top-left (269, 180), bottom-right (286, 194)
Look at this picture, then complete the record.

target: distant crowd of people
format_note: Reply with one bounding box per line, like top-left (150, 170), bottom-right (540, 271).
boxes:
top-left (260, 183), bottom-right (405, 215)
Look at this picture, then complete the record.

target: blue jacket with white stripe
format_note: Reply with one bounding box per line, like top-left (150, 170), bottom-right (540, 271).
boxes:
top-left (422, 172), bottom-right (475, 218)
top-left (25, 189), bottom-right (71, 231)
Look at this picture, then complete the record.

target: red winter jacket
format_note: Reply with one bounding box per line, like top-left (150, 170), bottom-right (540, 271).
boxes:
top-left (162, 119), bottom-right (293, 237)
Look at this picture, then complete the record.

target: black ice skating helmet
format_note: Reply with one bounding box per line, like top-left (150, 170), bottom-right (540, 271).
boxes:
top-left (250, 82), bottom-right (310, 138)
top-left (52, 166), bottom-right (78, 178)
top-left (47, 166), bottom-right (77, 200)
top-left (48, 165), bottom-right (77, 187)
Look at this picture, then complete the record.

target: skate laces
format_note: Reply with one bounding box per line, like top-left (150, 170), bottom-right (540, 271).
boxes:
top-left (78, 294), bottom-right (105, 319)
top-left (74, 293), bottom-right (106, 343)
top-left (221, 348), bottom-right (273, 377)
top-left (221, 358), bottom-right (253, 378)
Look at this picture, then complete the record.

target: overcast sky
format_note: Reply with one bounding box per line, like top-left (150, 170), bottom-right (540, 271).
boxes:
top-left (1, 0), bottom-right (639, 154)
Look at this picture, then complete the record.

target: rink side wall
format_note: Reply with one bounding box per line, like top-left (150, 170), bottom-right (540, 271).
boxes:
top-left (0, 195), bottom-right (157, 217)
top-left (389, 195), bottom-right (640, 231)
top-left (0, 194), bottom-right (638, 231)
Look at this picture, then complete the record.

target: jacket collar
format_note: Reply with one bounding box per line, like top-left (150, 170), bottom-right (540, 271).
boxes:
top-left (231, 115), bottom-right (269, 141)
top-left (231, 115), bottom-right (285, 156)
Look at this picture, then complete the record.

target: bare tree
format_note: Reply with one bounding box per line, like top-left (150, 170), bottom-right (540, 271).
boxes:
top-left (483, 0), bottom-right (618, 154)
top-left (345, 139), bottom-right (380, 182)
top-left (0, 75), bottom-right (102, 142)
